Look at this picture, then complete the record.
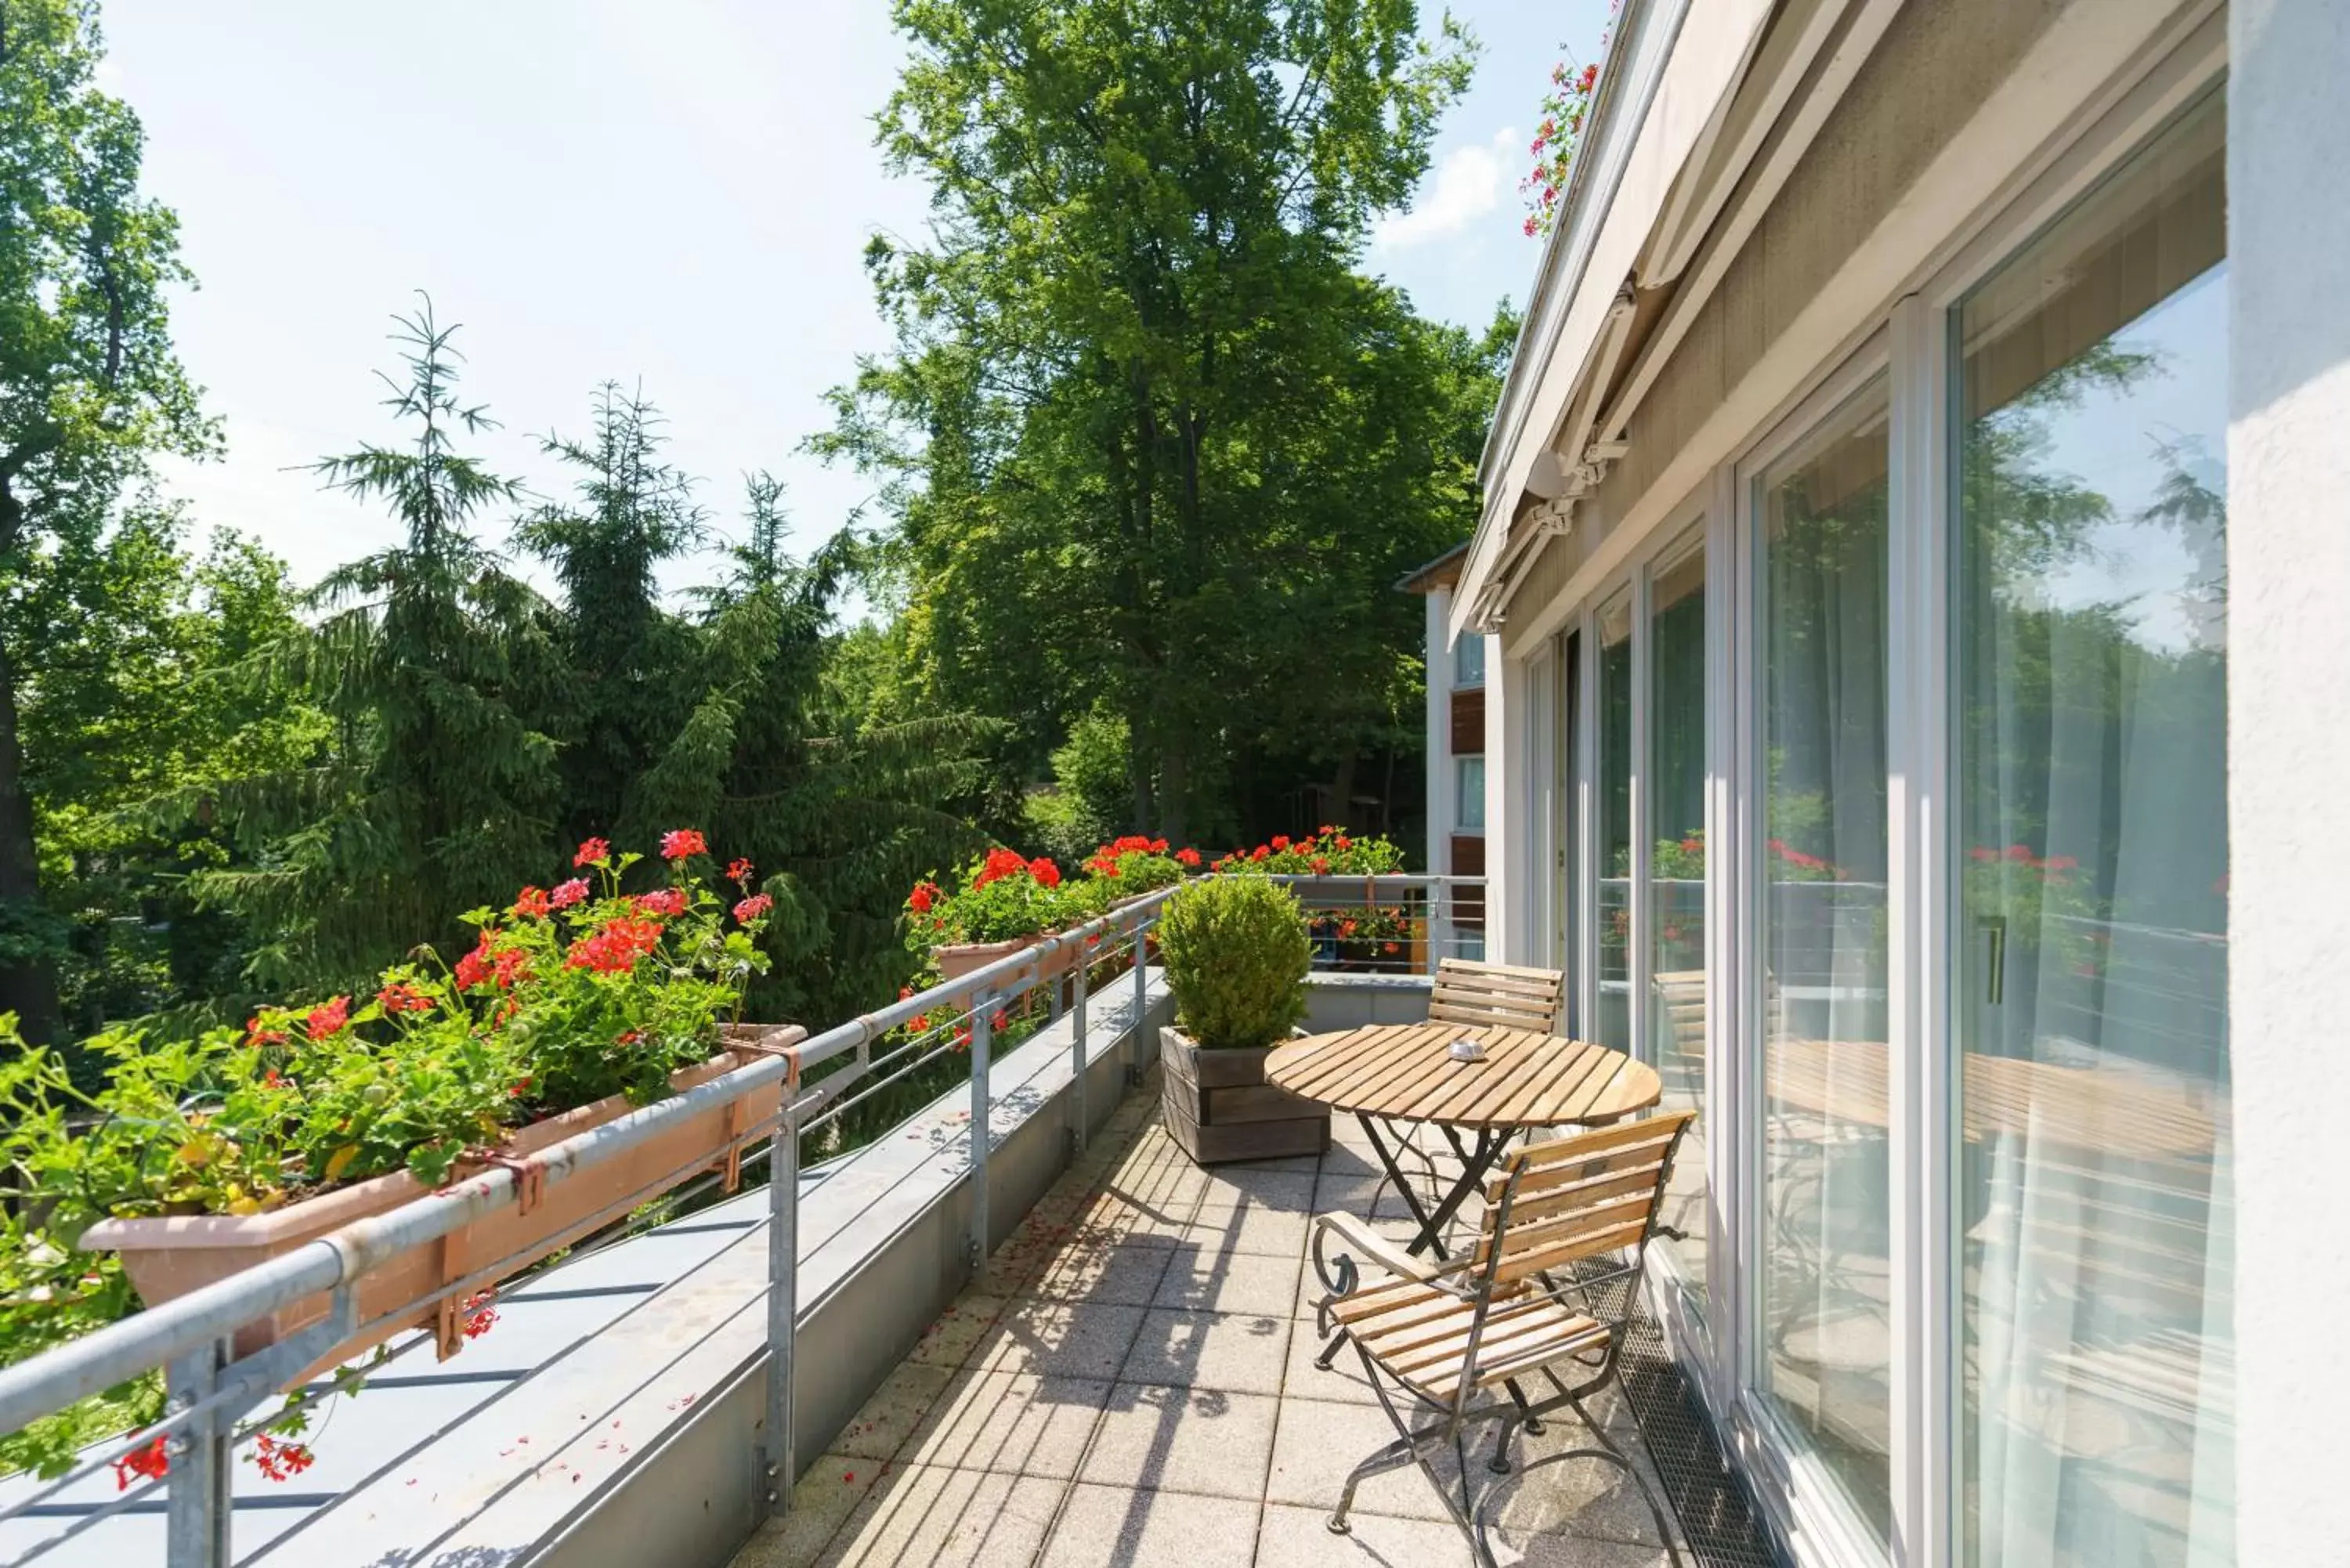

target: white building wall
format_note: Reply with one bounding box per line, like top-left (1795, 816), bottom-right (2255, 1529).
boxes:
top-left (2228, 5), bottom-right (2350, 1563)
top-left (1423, 586), bottom-right (1455, 876)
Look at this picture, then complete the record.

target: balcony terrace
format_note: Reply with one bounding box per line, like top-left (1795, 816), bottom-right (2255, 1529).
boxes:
top-left (0, 880), bottom-right (1777, 1568)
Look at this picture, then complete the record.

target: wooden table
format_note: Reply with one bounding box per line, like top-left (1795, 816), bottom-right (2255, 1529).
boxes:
top-left (1266, 1023), bottom-right (1661, 1258)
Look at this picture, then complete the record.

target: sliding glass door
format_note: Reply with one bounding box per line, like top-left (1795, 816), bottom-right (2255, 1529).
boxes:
top-left (1647, 530), bottom-right (1710, 1314)
top-left (1754, 375), bottom-right (1893, 1545)
top-left (1953, 88), bottom-right (2231, 1568)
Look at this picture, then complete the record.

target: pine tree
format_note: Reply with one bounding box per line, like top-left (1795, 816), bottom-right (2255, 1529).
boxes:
top-left (513, 382), bottom-right (705, 845)
top-left (196, 302), bottom-right (563, 988)
top-left (632, 481), bottom-right (999, 1023)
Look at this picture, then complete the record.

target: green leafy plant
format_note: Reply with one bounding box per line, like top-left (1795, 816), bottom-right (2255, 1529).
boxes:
top-left (0, 832), bottom-right (772, 1480)
top-left (1079, 834), bottom-right (1199, 894)
top-left (902, 847), bottom-right (1076, 948)
top-left (1156, 876), bottom-right (1310, 1051)
top-left (1208, 824), bottom-right (1405, 876)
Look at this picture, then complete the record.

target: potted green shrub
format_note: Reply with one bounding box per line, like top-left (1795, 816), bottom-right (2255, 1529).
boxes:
top-left (1154, 875), bottom-right (1326, 1164)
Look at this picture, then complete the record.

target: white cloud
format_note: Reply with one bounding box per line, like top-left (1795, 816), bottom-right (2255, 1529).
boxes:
top-left (1373, 126), bottom-right (1520, 250)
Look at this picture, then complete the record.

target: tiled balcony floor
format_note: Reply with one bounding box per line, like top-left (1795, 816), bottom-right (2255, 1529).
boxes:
top-left (736, 1075), bottom-right (1694, 1568)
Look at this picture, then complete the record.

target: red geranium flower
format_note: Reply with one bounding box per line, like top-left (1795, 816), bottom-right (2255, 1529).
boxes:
top-left (550, 877), bottom-right (590, 909)
top-left (1174, 847), bottom-right (1201, 868)
top-left (251, 1433), bottom-right (315, 1483)
top-left (660, 829), bottom-right (708, 862)
top-left (454, 950), bottom-right (488, 990)
top-left (727, 858), bottom-right (754, 886)
top-left (246, 1014), bottom-right (286, 1049)
top-left (566, 916), bottom-right (664, 974)
top-left (635, 887), bottom-right (687, 917)
top-left (908, 881), bottom-right (940, 914)
top-left (512, 886), bottom-right (551, 919)
top-left (1028, 858), bottom-right (1061, 888)
top-left (1271, 835), bottom-right (1289, 851)
top-left (574, 836), bottom-right (611, 868)
top-left (377, 981), bottom-right (434, 1014)
top-left (114, 1433), bottom-right (168, 1490)
top-left (304, 995), bottom-right (350, 1041)
top-left (734, 893), bottom-right (774, 923)
top-left (461, 1288), bottom-right (499, 1339)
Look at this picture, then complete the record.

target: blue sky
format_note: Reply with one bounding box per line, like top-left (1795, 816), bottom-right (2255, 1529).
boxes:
top-left (99, 0), bottom-right (1613, 595)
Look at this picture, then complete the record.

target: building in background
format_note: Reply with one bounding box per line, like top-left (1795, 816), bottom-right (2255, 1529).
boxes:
top-left (1401, 544), bottom-right (1491, 959)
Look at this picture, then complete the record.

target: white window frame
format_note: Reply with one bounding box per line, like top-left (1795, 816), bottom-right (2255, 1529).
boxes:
top-left (1510, 19), bottom-right (2228, 1568)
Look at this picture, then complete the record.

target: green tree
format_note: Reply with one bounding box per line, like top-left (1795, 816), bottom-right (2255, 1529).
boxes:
top-left (16, 506), bottom-right (320, 1050)
top-left (514, 381), bottom-right (707, 845)
top-left (196, 303), bottom-right (564, 989)
top-left (824, 0), bottom-right (1480, 846)
top-left (631, 484), bottom-right (1000, 1023)
top-left (0, 0), bottom-right (214, 1041)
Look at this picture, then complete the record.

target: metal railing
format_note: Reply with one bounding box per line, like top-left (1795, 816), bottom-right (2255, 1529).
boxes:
top-left (0, 887), bottom-right (1178, 1568)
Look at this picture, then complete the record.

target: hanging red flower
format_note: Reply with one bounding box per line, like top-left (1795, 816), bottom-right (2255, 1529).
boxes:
top-left (574, 836), bottom-right (612, 868)
top-left (660, 829), bottom-right (709, 862)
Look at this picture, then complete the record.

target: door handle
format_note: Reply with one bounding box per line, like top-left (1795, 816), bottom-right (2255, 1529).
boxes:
top-left (1981, 916), bottom-right (2006, 1006)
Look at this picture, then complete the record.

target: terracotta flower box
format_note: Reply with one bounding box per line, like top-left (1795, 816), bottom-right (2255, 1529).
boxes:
top-left (934, 933), bottom-right (1084, 987)
top-left (1159, 1026), bottom-right (1329, 1165)
top-left (80, 1023), bottom-right (805, 1380)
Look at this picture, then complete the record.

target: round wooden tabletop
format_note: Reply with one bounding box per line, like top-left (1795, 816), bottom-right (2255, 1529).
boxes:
top-left (1264, 1022), bottom-right (1661, 1129)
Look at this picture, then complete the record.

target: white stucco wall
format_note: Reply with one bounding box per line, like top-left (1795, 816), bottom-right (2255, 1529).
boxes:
top-left (2227, 5), bottom-right (2350, 1562)
top-left (1423, 587), bottom-right (1455, 877)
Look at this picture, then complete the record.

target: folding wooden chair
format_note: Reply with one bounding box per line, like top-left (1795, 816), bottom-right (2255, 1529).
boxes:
top-left (1373, 959), bottom-right (1569, 1239)
top-left (1311, 1110), bottom-right (1696, 1567)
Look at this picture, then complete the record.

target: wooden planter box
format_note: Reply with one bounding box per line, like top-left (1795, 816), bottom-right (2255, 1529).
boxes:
top-left (80, 1023), bottom-right (805, 1380)
top-left (1159, 1026), bottom-right (1329, 1165)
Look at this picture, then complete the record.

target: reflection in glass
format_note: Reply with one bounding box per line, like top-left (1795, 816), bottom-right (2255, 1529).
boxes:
top-left (1596, 590), bottom-right (1633, 1053)
top-left (1955, 90), bottom-right (2231, 1568)
top-left (1756, 376), bottom-right (1892, 1541)
top-left (1458, 757), bottom-right (1485, 832)
top-left (1647, 532), bottom-right (1708, 1312)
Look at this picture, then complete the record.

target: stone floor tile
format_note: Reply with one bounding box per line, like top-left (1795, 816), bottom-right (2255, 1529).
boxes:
top-left (902, 1368), bottom-right (1114, 1480)
top-left (907, 1293), bottom-right (1013, 1369)
top-left (1256, 1501), bottom-right (1477, 1568)
top-left (815, 1463), bottom-right (1065, 1568)
top-left (1027, 1242), bottom-right (1173, 1306)
top-left (1035, 1483), bottom-right (1260, 1568)
top-left (974, 1299), bottom-right (1148, 1381)
top-left (1121, 1308), bottom-right (1293, 1396)
top-left (1180, 1201), bottom-right (1310, 1259)
top-left (1154, 1249), bottom-right (1302, 1317)
top-left (731, 1454), bottom-right (873, 1568)
top-left (1278, 1321), bottom-right (1382, 1406)
top-left (835, 1362), bottom-right (958, 1460)
top-left (1195, 1168), bottom-right (1318, 1212)
top-left (1265, 1394), bottom-right (1458, 1522)
top-left (1076, 1385), bottom-right (1278, 1500)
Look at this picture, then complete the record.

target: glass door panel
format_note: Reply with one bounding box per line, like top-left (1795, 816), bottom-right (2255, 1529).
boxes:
top-left (1596, 591), bottom-right (1634, 1053)
top-left (1954, 89), bottom-right (2231, 1568)
top-left (1755, 375), bottom-right (1893, 1543)
top-left (1647, 530), bottom-right (1709, 1313)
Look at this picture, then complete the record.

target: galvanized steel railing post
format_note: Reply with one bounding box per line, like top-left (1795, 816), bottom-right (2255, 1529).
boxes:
top-left (1128, 921), bottom-right (1150, 1086)
top-left (967, 998), bottom-right (992, 1273)
top-left (163, 1336), bottom-right (233, 1568)
top-left (763, 1106), bottom-right (798, 1516)
top-left (1068, 946), bottom-right (1090, 1156)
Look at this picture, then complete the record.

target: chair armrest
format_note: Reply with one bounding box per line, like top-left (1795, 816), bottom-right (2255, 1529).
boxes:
top-left (1312, 1210), bottom-right (1438, 1286)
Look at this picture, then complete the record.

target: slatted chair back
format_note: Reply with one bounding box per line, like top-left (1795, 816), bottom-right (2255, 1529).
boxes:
top-left (1427, 957), bottom-right (1565, 1034)
top-left (1471, 1111), bottom-right (1695, 1289)
top-left (1652, 970), bottom-right (1707, 1070)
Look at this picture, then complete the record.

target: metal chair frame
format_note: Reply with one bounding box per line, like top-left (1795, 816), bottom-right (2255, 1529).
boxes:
top-left (1310, 1113), bottom-right (1696, 1568)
